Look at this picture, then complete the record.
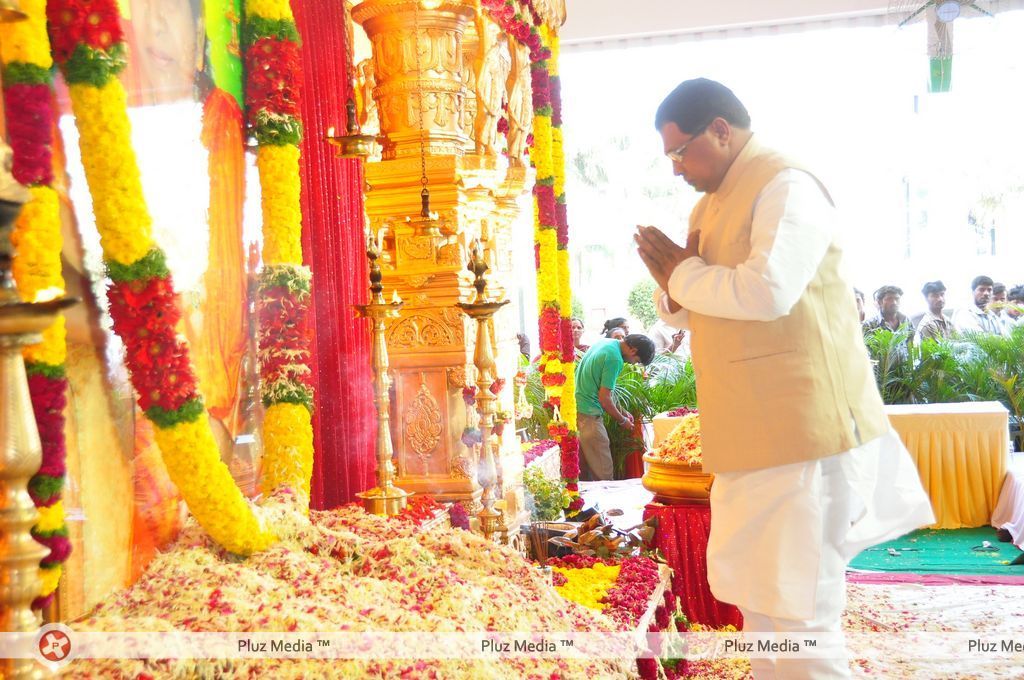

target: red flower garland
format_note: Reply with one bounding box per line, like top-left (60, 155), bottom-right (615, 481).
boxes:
top-left (106, 277), bottom-right (198, 413)
top-left (46, 1), bottom-right (123, 63)
top-left (256, 284), bottom-right (313, 392)
top-left (4, 84), bottom-right (54, 185)
top-left (538, 306), bottom-right (561, 346)
top-left (27, 374), bottom-right (68, 478)
top-left (535, 182), bottom-right (557, 226)
top-left (244, 37), bottom-right (302, 124)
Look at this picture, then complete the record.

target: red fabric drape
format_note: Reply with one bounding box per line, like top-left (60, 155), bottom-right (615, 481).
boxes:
top-left (293, 0), bottom-right (375, 509)
top-left (643, 502), bottom-right (744, 629)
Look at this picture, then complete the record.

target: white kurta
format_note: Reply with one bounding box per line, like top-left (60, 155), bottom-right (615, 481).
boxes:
top-left (655, 169), bottom-right (934, 621)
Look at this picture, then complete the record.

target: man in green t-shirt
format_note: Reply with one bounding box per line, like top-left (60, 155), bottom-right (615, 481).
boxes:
top-left (575, 334), bottom-right (656, 480)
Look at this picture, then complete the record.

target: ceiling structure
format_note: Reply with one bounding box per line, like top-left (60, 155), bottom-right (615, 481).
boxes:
top-left (560, 0), bottom-right (1024, 49)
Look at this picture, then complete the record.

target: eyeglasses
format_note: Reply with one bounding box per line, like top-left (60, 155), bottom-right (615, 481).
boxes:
top-left (665, 124), bottom-right (708, 162)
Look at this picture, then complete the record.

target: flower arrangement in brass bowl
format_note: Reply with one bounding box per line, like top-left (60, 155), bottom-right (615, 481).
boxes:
top-left (642, 412), bottom-right (713, 505)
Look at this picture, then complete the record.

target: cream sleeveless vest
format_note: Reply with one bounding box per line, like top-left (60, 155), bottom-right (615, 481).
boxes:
top-left (688, 135), bottom-right (889, 473)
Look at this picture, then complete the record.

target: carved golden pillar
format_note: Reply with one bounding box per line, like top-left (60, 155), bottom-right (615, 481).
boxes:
top-left (353, 2), bottom-right (532, 535)
top-left (352, 0), bottom-right (475, 160)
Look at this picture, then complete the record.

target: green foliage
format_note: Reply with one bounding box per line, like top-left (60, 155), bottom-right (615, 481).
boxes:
top-left (626, 279), bottom-right (658, 330)
top-left (523, 467), bottom-right (571, 521)
top-left (571, 296), bottom-right (584, 320)
top-left (864, 325), bottom-right (1024, 448)
top-left (520, 361), bottom-right (552, 440)
top-left (603, 412), bottom-right (644, 480)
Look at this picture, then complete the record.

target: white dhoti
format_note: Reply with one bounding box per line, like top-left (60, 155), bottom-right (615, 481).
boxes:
top-left (707, 430), bottom-right (934, 679)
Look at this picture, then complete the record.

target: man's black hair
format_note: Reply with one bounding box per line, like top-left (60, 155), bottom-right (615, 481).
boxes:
top-left (1008, 285), bottom-right (1024, 302)
top-left (655, 78), bottom-right (752, 134)
top-left (921, 280), bottom-right (946, 296)
top-left (624, 334), bottom-right (656, 366)
top-left (971, 275), bottom-right (994, 290)
top-left (994, 282), bottom-right (1006, 295)
top-left (874, 285), bottom-right (903, 304)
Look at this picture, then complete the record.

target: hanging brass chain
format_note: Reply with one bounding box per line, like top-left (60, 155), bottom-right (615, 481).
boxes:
top-left (413, 2), bottom-right (431, 216)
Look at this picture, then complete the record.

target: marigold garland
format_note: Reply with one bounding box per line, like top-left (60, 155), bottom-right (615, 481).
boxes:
top-left (482, 3), bottom-right (583, 514)
top-left (0, 0), bottom-right (69, 609)
top-left (48, 0), bottom-right (274, 556)
top-left (244, 0), bottom-right (315, 507)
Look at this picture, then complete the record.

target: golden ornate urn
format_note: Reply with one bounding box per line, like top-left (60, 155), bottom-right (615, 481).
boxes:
top-left (352, 0), bottom-right (477, 160)
top-left (641, 455), bottom-right (713, 505)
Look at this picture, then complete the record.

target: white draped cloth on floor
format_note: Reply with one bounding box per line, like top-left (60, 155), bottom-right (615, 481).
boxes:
top-left (991, 451), bottom-right (1024, 550)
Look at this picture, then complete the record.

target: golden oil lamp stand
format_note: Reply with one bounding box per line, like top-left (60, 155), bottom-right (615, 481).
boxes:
top-left (0, 203), bottom-right (76, 676)
top-left (456, 244), bottom-right (508, 542)
top-left (354, 234), bottom-right (411, 516)
top-left (325, 99), bottom-right (379, 160)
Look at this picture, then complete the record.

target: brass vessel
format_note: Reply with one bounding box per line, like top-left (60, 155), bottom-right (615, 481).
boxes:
top-left (641, 454), bottom-right (713, 505)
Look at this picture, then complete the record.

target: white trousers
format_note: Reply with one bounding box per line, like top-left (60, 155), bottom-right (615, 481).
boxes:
top-left (707, 434), bottom-right (933, 679)
top-left (738, 456), bottom-right (853, 679)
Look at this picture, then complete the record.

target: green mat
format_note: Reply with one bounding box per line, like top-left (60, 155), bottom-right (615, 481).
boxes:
top-left (849, 527), bottom-right (1024, 576)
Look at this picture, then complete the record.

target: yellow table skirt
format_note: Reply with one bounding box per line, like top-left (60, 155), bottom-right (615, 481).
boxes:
top-left (885, 402), bottom-right (1010, 529)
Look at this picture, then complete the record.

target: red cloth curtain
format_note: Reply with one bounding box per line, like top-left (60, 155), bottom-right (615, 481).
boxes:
top-left (643, 502), bottom-right (744, 629)
top-left (292, 0), bottom-right (375, 509)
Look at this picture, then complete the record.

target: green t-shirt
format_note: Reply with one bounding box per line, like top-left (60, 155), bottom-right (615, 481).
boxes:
top-left (575, 338), bottom-right (624, 417)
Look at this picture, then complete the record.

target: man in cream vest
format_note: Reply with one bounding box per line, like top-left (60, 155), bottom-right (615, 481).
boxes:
top-left (636, 78), bottom-right (933, 679)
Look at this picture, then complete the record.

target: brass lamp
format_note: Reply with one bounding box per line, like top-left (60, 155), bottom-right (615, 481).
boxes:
top-left (353, 231), bottom-right (410, 516)
top-left (0, 145), bottom-right (76, 678)
top-left (325, 99), bottom-right (379, 160)
top-left (457, 243), bottom-right (509, 540)
top-left (0, 0), bottom-right (25, 22)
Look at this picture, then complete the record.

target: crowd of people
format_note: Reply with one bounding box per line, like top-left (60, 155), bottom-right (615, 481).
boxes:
top-left (859, 276), bottom-right (1022, 343)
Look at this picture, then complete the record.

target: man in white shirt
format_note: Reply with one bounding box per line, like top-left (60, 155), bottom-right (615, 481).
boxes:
top-left (647, 318), bottom-right (689, 357)
top-left (634, 78), bottom-right (932, 679)
top-left (952, 275), bottom-right (1005, 336)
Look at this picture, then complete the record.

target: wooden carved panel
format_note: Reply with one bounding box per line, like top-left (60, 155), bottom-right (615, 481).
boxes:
top-left (404, 380), bottom-right (443, 465)
top-left (388, 312), bottom-right (460, 350)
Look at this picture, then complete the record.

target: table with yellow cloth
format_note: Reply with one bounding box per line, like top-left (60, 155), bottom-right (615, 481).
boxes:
top-left (885, 401), bottom-right (1010, 529)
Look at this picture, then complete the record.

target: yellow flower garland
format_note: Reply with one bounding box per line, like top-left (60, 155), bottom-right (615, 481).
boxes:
top-left (531, 115), bottom-right (554, 181)
top-left (64, 66), bottom-right (273, 556)
top-left (1, 0), bottom-right (68, 601)
top-left (552, 127), bottom-right (565, 197)
top-left (248, 0), bottom-right (315, 509)
top-left (154, 417), bottom-right (273, 554)
top-left (261, 402), bottom-right (314, 501)
top-left (35, 501), bottom-right (65, 533)
top-left (256, 144), bottom-right (303, 267)
top-left (10, 186), bottom-right (62, 299)
top-left (0, 0), bottom-right (51, 67)
top-left (39, 565), bottom-right (62, 596)
top-left (12, 187), bottom-right (67, 367)
top-left (246, 0), bottom-right (293, 21)
top-left (68, 81), bottom-right (155, 266)
top-left (536, 228), bottom-right (558, 302)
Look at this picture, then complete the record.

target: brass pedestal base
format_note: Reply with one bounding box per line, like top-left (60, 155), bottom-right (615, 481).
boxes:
top-left (356, 485), bottom-right (411, 516)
